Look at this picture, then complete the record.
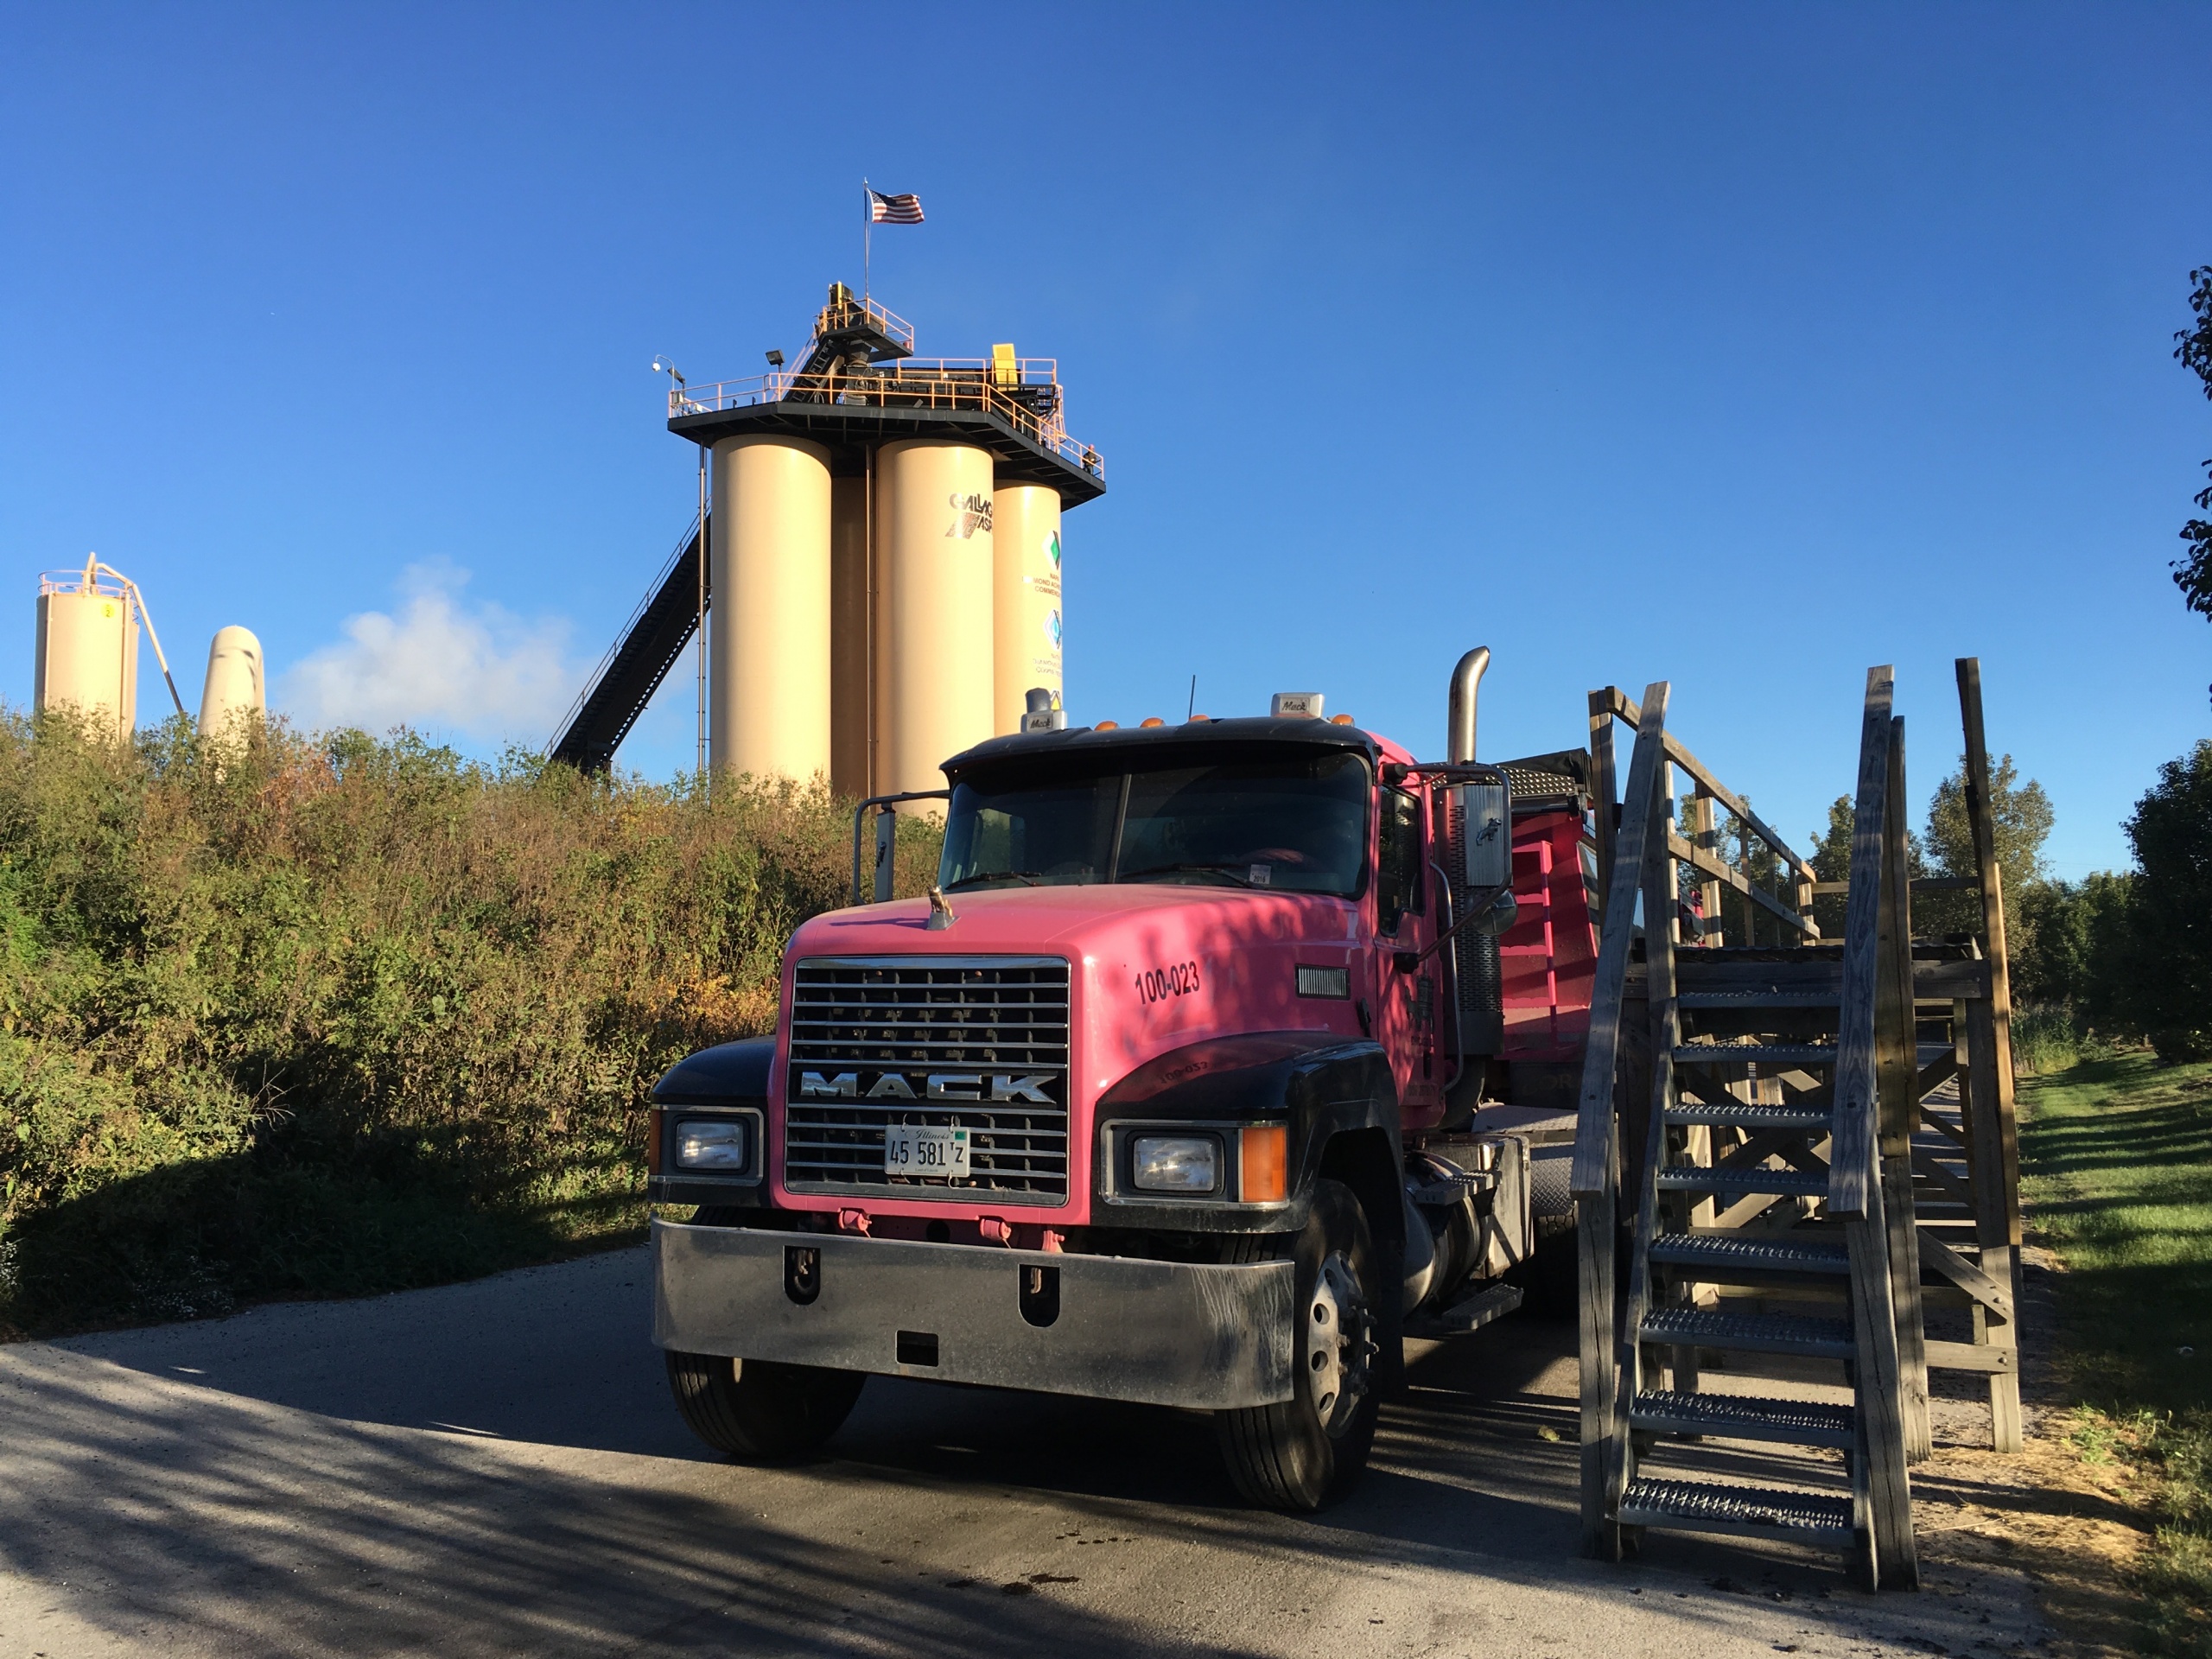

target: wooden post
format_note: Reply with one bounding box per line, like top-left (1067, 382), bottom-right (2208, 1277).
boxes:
top-left (1955, 658), bottom-right (2024, 1261)
top-left (1691, 790), bottom-right (1723, 949)
top-left (1964, 992), bottom-right (2025, 1451)
top-left (1573, 682), bottom-right (1669, 1560)
top-left (1849, 1190), bottom-right (1919, 1590)
top-left (1878, 716), bottom-right (1931, 1462)
top-left (1589, 689), bottom-right (1620, 914)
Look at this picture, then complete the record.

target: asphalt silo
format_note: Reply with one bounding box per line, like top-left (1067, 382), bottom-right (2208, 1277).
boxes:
top-left (992, 482), bottom-right (1063, 732)
top-left (709, 435), bottom-right (833, 783)
top-left (198, 625), bottom-right (265, 741)
top-left (625, 285), bottom-right (1103, 799)
top-left (35, 558), bottom-right (139, 741)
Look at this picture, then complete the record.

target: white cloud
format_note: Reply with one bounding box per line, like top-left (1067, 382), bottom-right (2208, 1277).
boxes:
top-left (279, 560), bottom-right (580, 743)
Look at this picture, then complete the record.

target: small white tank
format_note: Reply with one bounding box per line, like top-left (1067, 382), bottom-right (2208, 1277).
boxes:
top-left (35, 556), bottom-right (139, 741)
top-left (198, 626), bottom-right (265, 745)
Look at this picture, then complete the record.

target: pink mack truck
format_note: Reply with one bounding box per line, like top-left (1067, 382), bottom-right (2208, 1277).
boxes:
top-left (644, 650), bottom-right (1601, 1510)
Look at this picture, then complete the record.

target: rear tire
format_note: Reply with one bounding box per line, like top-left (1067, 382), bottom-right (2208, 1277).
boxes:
top-left (1215, 1178), bottom-right (1381, 1510)
top-left (664, 1352), bottom-right (866, 1461)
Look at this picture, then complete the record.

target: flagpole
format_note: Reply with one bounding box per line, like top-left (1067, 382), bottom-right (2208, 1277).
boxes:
top-left (862, 178), bottom-right (871, 301)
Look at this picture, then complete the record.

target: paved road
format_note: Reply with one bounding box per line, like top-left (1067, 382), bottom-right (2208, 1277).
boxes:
top-left (0, 1248), bottom-right (2046, 1658)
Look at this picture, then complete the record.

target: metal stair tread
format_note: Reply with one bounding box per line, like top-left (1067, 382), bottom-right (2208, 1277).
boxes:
top-left (1648, 1230), bottom-right (1851, 1274)
top-left (1639, 1306), bottom-right (1855, 1357)
top-left (1656, 1164), bottom-right (1829, 1197)
top-left (1675, 989), bottom-right (1840, 1008)
top-left (1664, 1103), bottom-right (1830, 1129)
top-left (1630, 1389), bottom-right (1857, 1448)
top-left (1618, 1477), bottom-right (1855, 1541)
top-left (1670, 1044), bottom-right (1838, 1065)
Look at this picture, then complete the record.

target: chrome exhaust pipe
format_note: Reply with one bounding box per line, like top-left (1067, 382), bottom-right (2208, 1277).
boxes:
top-left (1446, 646), bottom-right (1490, 763)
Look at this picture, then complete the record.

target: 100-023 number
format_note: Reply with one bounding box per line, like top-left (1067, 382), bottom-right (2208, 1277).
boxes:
top-left (1135, 960), bottom-right (1202, 1006)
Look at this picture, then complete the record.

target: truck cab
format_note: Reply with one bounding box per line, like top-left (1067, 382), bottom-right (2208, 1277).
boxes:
top-left (646, 680), bottom-right (1553, 1510)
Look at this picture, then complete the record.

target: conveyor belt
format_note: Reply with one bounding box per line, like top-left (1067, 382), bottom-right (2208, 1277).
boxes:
top-left (548, 516), bottom-right (708, 773)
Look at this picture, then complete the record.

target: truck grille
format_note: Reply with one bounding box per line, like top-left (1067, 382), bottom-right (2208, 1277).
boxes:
top-left (785, 957), bottom-right (1072, 1205)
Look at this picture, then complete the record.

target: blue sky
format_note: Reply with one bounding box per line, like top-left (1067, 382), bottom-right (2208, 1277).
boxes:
top-left (3, 3), bottom-right (2206, 877)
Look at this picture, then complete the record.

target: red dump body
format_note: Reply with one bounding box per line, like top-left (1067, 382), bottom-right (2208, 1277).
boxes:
top-left (1499, 809), bottom-right (1602, 1065)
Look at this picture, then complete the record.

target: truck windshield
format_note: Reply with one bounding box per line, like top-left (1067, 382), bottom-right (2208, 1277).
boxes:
top-left (939, 749), bottom-right (1370, 898)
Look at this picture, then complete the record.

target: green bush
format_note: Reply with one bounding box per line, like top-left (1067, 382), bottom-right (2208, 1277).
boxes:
top-left (0, 710), bottom-right (938, 1335)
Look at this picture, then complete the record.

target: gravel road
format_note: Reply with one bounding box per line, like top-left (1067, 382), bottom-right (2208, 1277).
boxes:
top-left (0, 1247), bottom-right (2050, 1657)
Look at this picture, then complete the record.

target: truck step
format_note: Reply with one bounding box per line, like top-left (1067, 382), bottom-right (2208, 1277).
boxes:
top-left (1630, 1389), bottom-right (1858, 1448)
top-left (1648, 1231), bottom-right (1852, 1277)
top-left (1656, 1165), bottom-right (1830, 1198)
top-left (1639, 1306), bottom-right (1855, 1359)
top-left (1663, 1103), bottom-right (1830, 1130)
top-left (1618, 1477), bottom-right (1855, 1543)
top-left (1404, 1281), bottom-right (1524, 1339)
top-left (1670, 1044), bottom-right (1838, 1066)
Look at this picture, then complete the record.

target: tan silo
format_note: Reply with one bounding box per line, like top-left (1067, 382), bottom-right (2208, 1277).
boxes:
top-left (35, 557), bottom-right (139, 741)
top-left (198, 626), bottom-right (265, 745)
top-left (710, 435), bottom-right (832, 784)
top-left (878, 438), bottom-right (995, 804)
top-left (829, 474), bottom-right (871, 798)
top-left (991, 484), bottom-right (1064, 734)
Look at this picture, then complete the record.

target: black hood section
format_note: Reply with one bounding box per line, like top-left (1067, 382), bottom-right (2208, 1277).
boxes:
top-left (653, 1036), bottom-right (777, 1103)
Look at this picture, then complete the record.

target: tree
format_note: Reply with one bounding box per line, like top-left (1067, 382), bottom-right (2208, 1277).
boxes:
top-left (1803, 792), bottom-right (1926, 941)
top-left (2122, 739), bottom-right (2212, 1061)
top-left (2012, 871), bottom-right (2138, 1034)
top-left (2174, 267), bottom-right (2212, 626)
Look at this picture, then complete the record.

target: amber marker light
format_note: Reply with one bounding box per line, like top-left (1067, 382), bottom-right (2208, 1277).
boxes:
top-left (1139, 716), bottom-right (1166, 728)
top-left (647, 1110), bottom-right (664, 1177)
top-left (1240, 1125), bottom-right (1288, 1203)
top-left (1330, 713), bottom-right (1355, 725)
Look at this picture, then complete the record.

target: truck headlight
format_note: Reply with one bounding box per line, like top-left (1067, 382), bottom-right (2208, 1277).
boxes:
top-left (675, 1118), bottom-right (749, 1172)
top-left (1131, 1134), bottom-right (1219, 1193)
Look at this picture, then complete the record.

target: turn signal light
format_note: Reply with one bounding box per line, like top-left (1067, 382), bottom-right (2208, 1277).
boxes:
top-left (1240, 1125), bottom-right (1287, 1203)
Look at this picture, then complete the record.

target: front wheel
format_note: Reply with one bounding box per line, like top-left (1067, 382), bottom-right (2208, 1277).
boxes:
top-left (664, 1351), bottom-right (867, 1461)
top-left (1215, 1178), bottom-right (1382, 1510)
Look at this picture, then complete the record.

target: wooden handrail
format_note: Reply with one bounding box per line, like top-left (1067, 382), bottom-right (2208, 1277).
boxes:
top-left (1571, 681), bottom-right (1671, 1197)
top-left (1827, 665), bottom-right (1896, 1218)
top-left (1588, 685), bottom-right (1816, 946)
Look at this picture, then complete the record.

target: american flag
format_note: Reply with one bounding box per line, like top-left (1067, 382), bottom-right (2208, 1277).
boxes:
top-left (868, 189), bottom-right (925, 225)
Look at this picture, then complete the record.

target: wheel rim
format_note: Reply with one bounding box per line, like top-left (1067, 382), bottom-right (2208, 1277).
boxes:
top-left (1306, 1249), bottom-right (1373, 1434)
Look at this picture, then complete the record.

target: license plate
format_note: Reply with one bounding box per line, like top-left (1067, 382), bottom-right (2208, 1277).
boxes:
top-left (884, 1124), bottom-right (969, 1179)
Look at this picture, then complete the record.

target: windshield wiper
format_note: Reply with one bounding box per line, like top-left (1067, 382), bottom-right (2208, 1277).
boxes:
top-left (1115, 861), bottom-right (1257, 888)
top-left (943, 870), bottom-right (1047, 889)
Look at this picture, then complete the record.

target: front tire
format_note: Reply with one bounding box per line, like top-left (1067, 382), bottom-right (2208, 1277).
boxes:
top-left (1216, 1178), bottom-right (1382, 1510)
top-left (664, 1352), bottom-right (867, 1461)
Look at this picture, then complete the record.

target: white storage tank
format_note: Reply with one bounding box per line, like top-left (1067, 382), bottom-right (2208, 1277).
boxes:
top-left (35, 557), bottom-right (138, 741)
top-left (991, 483), bottom-right (1063, 734)
top-left (710, 435), bottom-right (834, 785)
top-left (198, 626), bottom-right (265, 743)
top-left (876, 439), bottom-right (995, 804)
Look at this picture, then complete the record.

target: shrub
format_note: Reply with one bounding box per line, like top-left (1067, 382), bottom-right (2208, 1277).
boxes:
top-left (0, 710), bottom-right (938, 1333)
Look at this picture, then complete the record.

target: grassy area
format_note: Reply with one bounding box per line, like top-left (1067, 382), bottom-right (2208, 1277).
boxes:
top-left (2019, 1051), bottom-right (2212, 1656)
top-left (0, 713), bottom-right (940, 1338)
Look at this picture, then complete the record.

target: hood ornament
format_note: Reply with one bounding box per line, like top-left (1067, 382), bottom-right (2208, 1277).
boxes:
top-left (925, 883), bottom-right (957, 931)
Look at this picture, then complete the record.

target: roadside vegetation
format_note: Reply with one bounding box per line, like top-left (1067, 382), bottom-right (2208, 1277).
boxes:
top-left (2020, 1052), bottom-right (2212, 1656)
top-left (0, 710), bottom-right (938, 1338)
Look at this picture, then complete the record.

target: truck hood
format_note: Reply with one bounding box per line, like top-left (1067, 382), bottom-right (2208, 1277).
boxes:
top-left (787, 884), bottom-right (1370, 1100)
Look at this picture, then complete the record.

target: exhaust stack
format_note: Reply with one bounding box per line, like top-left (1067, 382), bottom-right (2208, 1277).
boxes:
top-left (1446, 646), bottom-right (1490, 763)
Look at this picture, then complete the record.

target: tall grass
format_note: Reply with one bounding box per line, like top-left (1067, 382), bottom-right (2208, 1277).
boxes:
top-left (0, 711), bottom-right (938, 1336)
top-left (2021, 1052), bottom-right (2212, 1656)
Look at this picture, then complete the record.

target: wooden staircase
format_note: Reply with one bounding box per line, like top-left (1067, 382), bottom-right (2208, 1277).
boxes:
top-left (1573, 670), bottom-right (1925, 1588)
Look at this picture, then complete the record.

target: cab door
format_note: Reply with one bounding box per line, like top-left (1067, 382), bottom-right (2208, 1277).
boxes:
top-left (1372, 783), bottom-right (1443, 1126)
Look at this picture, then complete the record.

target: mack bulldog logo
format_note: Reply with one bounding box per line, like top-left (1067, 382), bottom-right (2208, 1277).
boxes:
top-left (796, 1069), bottom-right (1054, 1103)
top-left (944, 491), bottom-right (993, 539)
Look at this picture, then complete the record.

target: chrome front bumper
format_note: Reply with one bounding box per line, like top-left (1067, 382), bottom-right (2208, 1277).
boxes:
top-left (651, 1220), bottom-right (1297, 1410)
